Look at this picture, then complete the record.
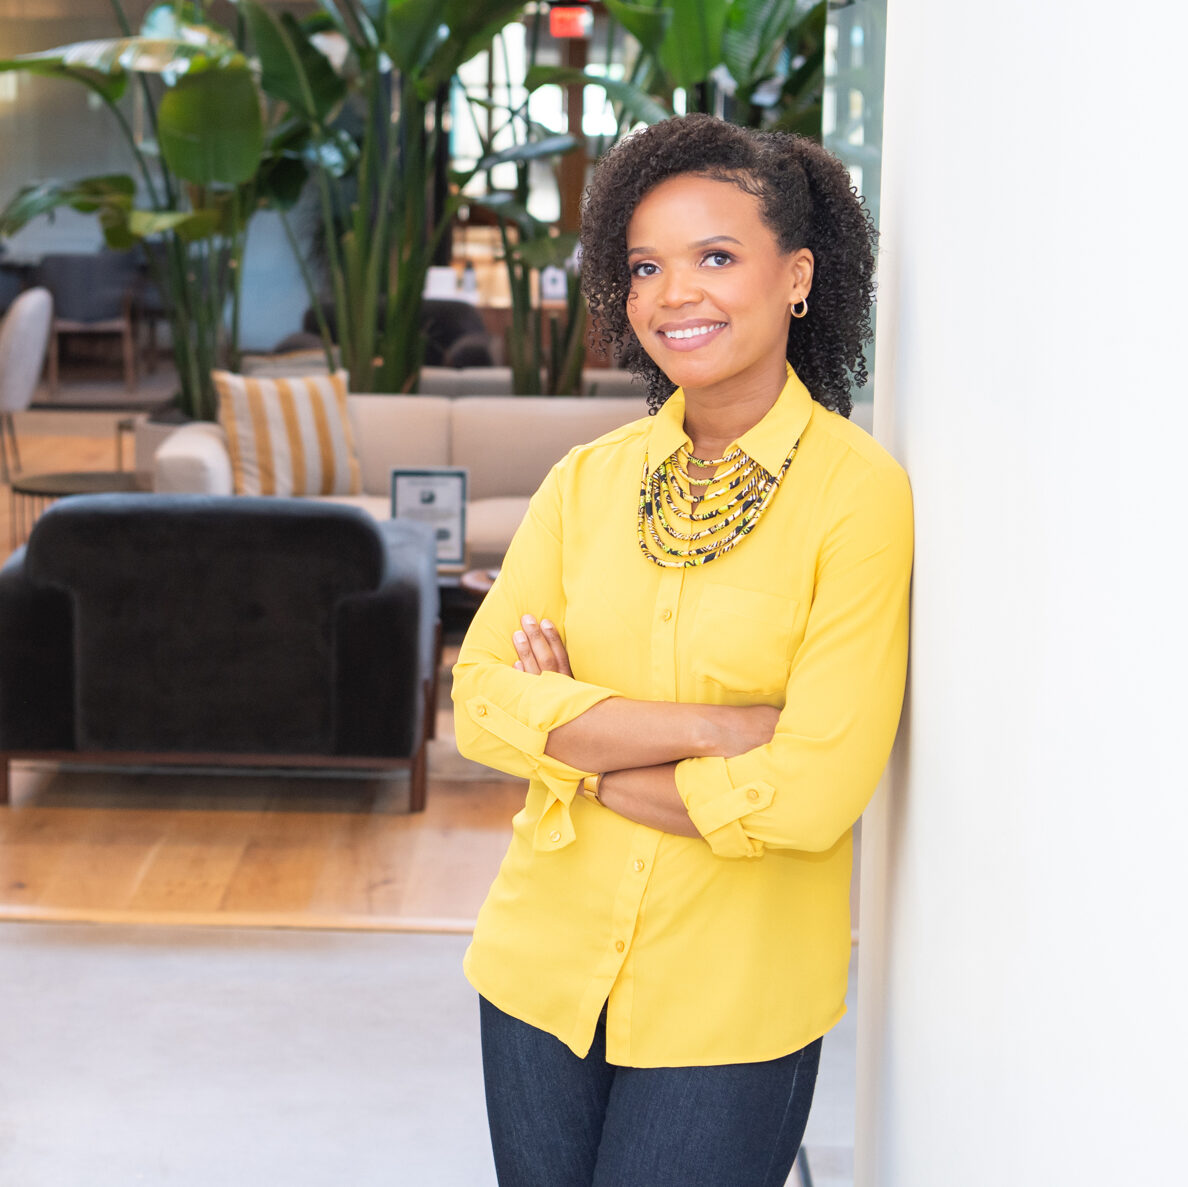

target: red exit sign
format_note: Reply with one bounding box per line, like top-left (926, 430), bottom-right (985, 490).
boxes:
top-left (549, 5), bottom-right (593, 38)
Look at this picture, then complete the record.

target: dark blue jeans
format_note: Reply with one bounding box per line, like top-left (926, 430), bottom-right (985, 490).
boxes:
top-left (479, 996), bottom-right (821, 1187)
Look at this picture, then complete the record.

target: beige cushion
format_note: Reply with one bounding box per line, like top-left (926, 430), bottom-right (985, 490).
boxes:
top-left (419, 366), bottom-right (517, 397)
top-left (347, 395), bottom-right (453, 494)
top-left (214, 370), bottom-right (361, 497)
top-left (450, 396), bottom-right (646, 499)
top-left (466, 497), bottom-right (532, 569)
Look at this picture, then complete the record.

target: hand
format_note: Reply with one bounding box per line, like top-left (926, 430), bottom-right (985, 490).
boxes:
top-left (701, 704), bottom-right (781, 758)
top-left (512, 614), bottom-right (573, 677)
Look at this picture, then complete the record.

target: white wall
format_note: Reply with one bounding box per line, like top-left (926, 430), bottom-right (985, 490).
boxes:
top-left (856, 2), bottom-right (1188, 1184)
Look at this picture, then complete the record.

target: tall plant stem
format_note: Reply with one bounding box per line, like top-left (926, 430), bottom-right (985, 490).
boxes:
top-left (280, 208), bottom-right (336, 373)
top-left (228, 186), bottom-right (248, 368)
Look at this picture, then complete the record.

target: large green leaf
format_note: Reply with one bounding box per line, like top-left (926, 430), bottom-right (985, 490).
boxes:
top-left (241, 2), bottom-right (346, 123)
top-left (8, 36), bottom-right (232, 81)
top-left (407, 0), bottom-right (528, 96)
top-left (722, 0), bottom-right (801, 92)
top-left (0, 175), bottom-right (133, 236)
top-left (127, 208), bottom-right (222, 242)
top-left (604, 0), bottom-right (672, 55)
top-left (382, 0), bottom-right (450, 76)
top-left (657, 0), bottom-right (729, 89)
top-left (316, 0), bottom-right (380, 51)
top-left (158, 60), bottom-right (264, 185)
top-left (525, 65), bottom-right (670, 128)
top-left (780, 1), bottom-right (827, 91)
top-left (0, 56), bottom-right (127, 104)
top-left (470, 133), bottom-right (579, 176)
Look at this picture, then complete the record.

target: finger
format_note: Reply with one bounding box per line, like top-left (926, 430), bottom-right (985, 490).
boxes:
top-left (519, 615), bottom-right (561, 673)
top-left (513, 660), bottom-right (524, 671)
top-left (538, 618), bottom-right (573, 677)
top-left (512, 629), bottom-right (541, 675)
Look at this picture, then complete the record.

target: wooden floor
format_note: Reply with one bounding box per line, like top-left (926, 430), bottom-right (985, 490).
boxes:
top-left (0, 407), bottom-right (524, 932)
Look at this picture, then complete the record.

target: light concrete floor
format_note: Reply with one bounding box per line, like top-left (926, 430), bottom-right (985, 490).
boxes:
top-left (0, 923), bottom-right (857, 1186)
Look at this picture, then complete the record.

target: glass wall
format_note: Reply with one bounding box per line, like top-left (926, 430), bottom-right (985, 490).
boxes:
top-left (824, 0), bottom-right (887, 402)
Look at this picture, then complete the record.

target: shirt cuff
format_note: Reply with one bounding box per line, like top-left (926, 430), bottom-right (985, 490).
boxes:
top-left (462, 672), bottom-right (612, 853)
top-left (674, 756), bottom-right (775, 859)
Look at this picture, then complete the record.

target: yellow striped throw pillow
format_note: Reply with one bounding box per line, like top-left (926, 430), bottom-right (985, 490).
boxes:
top-left (214, 370), bottom-right (362, 497)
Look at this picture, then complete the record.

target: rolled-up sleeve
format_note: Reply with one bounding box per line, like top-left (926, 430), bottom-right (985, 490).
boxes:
top-left (452, 462), bottom-right (619, 850)
top-left (674, 462), bottom-right (914, 857)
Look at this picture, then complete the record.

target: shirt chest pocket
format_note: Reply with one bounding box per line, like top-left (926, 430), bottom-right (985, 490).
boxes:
top-left (689, 583), bottom-right (800, 699)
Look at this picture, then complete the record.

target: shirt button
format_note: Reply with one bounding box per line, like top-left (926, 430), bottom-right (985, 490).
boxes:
top-left (548, 829), bottom-right (561, 843)
top-left (660, 609), bottom-right (672, 622)
top-left (615, 940), bottom-right (625, 953)
top-left (746, 788), bottom-right (760, 802)
top-left (633, 859), bottom-right (645, 873)
top-left (476, 705), bottom-right (488, 717)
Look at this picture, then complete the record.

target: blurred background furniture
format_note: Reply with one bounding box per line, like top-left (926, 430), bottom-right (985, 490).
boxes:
top-left (154, 393), bottom-right (649, 569)
top-left (0, 286), bottom-right (53, 484)
top-left (0, 495), bottom-right (441, 810)
top-left (35, 251), bottom-right (141, 395)
top-left (8, 468), bottom-right (151, 548)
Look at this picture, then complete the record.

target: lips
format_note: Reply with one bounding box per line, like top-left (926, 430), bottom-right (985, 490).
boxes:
top-left (657, 321), bottom-right (726, 352)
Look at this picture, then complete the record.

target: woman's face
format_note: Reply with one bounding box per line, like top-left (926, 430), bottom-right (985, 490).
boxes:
top-left (625, 173), bottom-right (812, 399)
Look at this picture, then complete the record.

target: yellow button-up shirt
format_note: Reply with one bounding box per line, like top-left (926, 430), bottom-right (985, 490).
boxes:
top-left (453, 366), bottom-right (913, 1068)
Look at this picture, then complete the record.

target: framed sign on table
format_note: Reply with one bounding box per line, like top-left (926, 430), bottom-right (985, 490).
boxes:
top-left (390, 467), bottom-right (468, 571)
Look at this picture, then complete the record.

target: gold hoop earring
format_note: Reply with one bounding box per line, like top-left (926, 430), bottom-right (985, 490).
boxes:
top-left (790, 298), bottom-right (808, 319)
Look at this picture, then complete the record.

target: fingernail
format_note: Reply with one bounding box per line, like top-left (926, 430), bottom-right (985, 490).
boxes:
top-left (513, 630), bottom-right (527, 644)
top-left (541, 618), bottom-right (554, 630)
top-left (514, 661), bottom-right (523, 670)
top-left (521, 614), bottom-right (536, 627)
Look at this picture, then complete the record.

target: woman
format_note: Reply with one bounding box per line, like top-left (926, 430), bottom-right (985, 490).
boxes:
top-left (452, 114), bottom-right (912, 1186)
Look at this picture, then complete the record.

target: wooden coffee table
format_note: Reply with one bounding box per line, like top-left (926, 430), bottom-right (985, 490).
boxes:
top-left (10, 469), bottom-right (152, 547)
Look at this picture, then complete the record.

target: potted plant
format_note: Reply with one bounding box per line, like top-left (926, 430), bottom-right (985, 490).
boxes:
top-left (0, 2), bottom-right (286, 422)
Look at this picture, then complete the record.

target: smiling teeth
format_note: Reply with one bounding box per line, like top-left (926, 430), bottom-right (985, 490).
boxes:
top-left (663, 323), bottom-right (725, 340)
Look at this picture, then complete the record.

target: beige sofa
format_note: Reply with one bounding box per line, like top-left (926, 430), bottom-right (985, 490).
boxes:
top-left (153, 394), bottom-right (650, 569)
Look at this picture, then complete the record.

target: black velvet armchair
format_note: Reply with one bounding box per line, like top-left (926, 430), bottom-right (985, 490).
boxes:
top-left (0, 495), bottom-right (441, 809)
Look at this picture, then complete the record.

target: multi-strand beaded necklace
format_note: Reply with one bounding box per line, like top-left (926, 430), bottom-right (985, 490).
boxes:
top-left (636, 438), bottom-right (799, 568)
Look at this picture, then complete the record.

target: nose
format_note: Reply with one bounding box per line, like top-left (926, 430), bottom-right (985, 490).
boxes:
top-left (657, 264), bottom-right (701, 308)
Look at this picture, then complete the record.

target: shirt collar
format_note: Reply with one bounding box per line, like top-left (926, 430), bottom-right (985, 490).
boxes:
top-left (646, 363), bottom-right (815, 476)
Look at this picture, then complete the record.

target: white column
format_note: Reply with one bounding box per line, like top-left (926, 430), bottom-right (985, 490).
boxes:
top-left (856, 2), bottom-right (1188, 1184)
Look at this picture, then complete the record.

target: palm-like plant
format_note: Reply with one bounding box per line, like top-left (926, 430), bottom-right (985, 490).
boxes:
top-left (0, 2), bottom-right (276, 420)
top-left (241, 0), bottom-right (557, 395)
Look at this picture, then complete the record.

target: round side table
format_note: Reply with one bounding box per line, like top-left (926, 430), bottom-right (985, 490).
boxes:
top-left (459, 568), bottom-right (501, 603)
top-left (9, 469), bottom-right (152, 548)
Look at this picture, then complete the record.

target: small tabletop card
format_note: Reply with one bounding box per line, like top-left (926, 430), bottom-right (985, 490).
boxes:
top-left (390, 467), bottom-right (468, 570)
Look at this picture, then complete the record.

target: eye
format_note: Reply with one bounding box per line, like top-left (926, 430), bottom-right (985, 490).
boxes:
top-left (630, 260), bottom-right (659, 278)
top-left (702, 250), bottom-right (733, 267)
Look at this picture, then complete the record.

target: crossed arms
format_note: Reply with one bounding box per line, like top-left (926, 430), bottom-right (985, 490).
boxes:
top-left (511, 613), bottom-right (780, 837)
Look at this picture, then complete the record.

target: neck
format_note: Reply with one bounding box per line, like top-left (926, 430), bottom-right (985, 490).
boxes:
top-left (681, 358), bottom-right (788, 459)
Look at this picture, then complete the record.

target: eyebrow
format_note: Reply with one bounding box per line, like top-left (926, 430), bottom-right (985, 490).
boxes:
top-left (627, 235), bottom-right (743, 258)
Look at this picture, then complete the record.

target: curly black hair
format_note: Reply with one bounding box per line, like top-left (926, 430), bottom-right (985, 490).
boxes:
top-left (580, 114), bottom-right (877, 418)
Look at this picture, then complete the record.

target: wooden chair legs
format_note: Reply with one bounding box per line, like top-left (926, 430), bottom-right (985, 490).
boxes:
top-left (47, 324), bottom-right (59, 399)
top-left (121, 300), bottom-right (137, 392)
